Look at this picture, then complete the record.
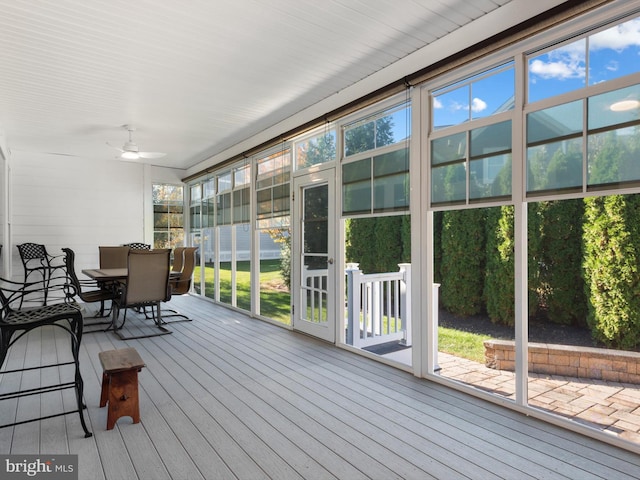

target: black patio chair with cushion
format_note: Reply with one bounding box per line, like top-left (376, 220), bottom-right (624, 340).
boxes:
top-left (16, 243), bottom-right (65, 307)
top-left (112, 249), bottom-right (172, 340)
top-left (63, 248), bottom-right (119, 320)
top-left (0, 267), bottom-right (92, 437)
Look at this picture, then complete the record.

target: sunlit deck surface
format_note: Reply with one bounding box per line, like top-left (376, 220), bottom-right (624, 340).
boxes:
top-left (1, 295), bottom-right (639, 480)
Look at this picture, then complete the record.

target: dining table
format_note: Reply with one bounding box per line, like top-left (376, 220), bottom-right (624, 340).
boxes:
top-left (81, 267), bottom-right (180, 338)
top-left (81, 268), bottom-right (128, 282)
top-left (82, 268), bottom-right (180, 282)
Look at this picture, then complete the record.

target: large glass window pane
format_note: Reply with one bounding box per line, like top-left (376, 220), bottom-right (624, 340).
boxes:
top-left (344, 104), bottom-right (410, 157)
top-left (191, 231), bottom-right (203, 295)
top-left (588, 128), bottom-right (640, 189)
top-left (295, 129), bottom-right (336, 169)
top-left (256, 189), bottom-right (272, 220)
top-left (233, 186), bottom-right (250, 224)
top-left (527, 102), bottom-right (583, 195)
top-left (259, 227), bottom-right (291, 325)
top-left (433, 62), bottom-right (514, 129)
top-left (588, 84), bottom-right (640, 131)
top-left (256, 149), bottom-right (291, 228)
top-left (234, 164), bottom-right (250, 186)
top-left (373, 149), bottom-right (409, 212)
top-left (470, 121), bottom-right (512, 158)
top-left (528, 38), bottom-right (586, 103)
top-left (219, 224), bottom-right (232, 305)
top-left (471, 67), bottom-right (515, 119)
top-left (218, 172), bottom-right (232, 192)
top-left (344, 121), bottom-right (375, 156)
top-left (433, 85), bottom-right (470, 130)
top-left (153, 184), bottom-right (184, 249)
top-left (435, 206), bottom-right (515, 399)
top-left (202, 178), bottom-right (215, 228)
top-left (468, 121), bottom-right (512, 201)
top-left (431, 163), bottom-right (466, 205)
top-left (202, 227), bottom-right (215, 300)
top-left (527, 101), bottom-right (583, 144)
top-left (343, 159), bottom-right (372, 214)
top-left (431, 133), bottom-right (466, 166)
top-left (470, 154), bottom-right (512, 200)
top-left (216, 192), bottom-right (231, 225)
top-left (272, 184), bottom-right (290, 216)
top-left (189, 184), bottom-right (202, 230)
top-left (527, 138), bottom-right (583, 194)
top-left (589, 17), bottom-right (640, 86)
top-left (235, 224), bottom-right (251, 311)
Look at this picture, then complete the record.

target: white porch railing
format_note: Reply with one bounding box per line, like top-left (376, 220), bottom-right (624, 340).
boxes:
top-left (346, 263), bottom-right (411, 348)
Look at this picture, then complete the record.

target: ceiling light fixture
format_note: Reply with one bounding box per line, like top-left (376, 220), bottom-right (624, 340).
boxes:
top-left (610, 99), bottom-right (640, 112)
top-left (121, 151), bottom-right (140, 160)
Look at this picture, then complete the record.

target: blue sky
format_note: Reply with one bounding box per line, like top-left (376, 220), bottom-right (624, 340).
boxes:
top-left (433, 16), bottom-right (640, 129)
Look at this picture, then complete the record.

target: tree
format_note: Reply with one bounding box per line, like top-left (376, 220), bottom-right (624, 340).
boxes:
top-left (298, 132), bottom-right (336, 167)
top-left (484, 206), bottom-right (515, 326)
top-left (345, 217), bottom-right (377, 272)
top-left (440, 208), bottom-right (486, 316)
top-left (583, 194), bottom-right (640, 348)
top-left (538, 199), bottom-right (587, 326)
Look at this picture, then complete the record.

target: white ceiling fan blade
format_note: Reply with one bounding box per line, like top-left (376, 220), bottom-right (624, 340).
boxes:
top-left (106, 141), bottom-right (124, 153)
top-left (138, 151), bottom-right (166, 159)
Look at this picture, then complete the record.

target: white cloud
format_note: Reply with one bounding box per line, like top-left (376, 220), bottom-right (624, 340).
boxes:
top-left (529, 58), bottom-right (584, 80)
top-left (590, 18), bottom-right (640, 51)
top-left (471, 97), bottom-right (487, 113)
top-left (606, 60), bottom-right (619, 72)
top-left (433, 97), bottom-right (443, 109)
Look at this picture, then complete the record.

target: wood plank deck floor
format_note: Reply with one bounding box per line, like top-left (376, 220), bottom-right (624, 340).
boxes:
top-left (0, 295), bottom-right (639, 480)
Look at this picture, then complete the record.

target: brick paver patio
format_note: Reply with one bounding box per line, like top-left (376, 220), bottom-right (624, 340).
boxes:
top-left (437, 352), bottom-right (640, 444)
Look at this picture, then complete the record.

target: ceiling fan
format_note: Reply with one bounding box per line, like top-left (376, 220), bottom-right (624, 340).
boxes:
top-left (109, 125), bottom-right (166, 160)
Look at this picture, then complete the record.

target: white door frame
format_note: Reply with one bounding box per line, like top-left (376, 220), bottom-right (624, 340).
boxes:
top-left (292, 169), bottom-right (336, 342)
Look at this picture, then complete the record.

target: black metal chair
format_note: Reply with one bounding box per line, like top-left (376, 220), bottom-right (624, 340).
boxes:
top-left (16, 243), bottom-right (65, 307)
top-left (0, 268), bottom-right (92, 437)
top-left (123, 243), bottom-right (151, 250)
top-left (63, 248), bottom-right (119, 320)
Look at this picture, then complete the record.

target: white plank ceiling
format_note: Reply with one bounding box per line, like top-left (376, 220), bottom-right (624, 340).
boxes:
top-left (0, 0), bottom-right (566, 171)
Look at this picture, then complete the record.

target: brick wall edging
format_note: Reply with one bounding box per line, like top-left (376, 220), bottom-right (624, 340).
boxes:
top-left (483, 339), bottom-right (640, 384)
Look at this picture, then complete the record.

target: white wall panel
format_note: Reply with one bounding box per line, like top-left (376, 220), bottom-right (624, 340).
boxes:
top-left (9, 152), bottom-right (146, 279)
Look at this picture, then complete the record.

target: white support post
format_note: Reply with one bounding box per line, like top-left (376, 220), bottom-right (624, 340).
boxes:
top-left (345, 263), bottom-right (361, 347)
top-left (372, 281), bottom-right (381, 337)
top-left (399, 263), bottom-right (411, 345)
top-left (432, 283), bottom-right (440, 371)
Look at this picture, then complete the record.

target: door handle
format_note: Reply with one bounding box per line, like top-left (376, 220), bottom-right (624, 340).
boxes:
top-left (328, 258), bottom-right (334, 265)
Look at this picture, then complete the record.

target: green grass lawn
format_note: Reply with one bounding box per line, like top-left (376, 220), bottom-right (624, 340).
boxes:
top-left (195, 261), bottom-right (486, 359)
top-left (194, 259), bottom-right (291, 324)
top-left (438, 326), bottom-right (490, 363)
